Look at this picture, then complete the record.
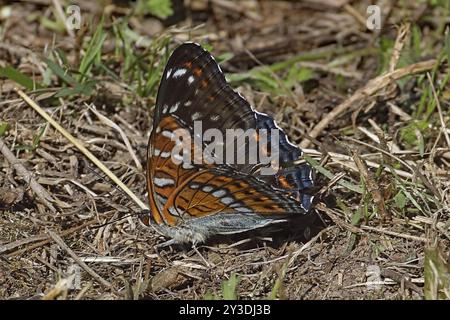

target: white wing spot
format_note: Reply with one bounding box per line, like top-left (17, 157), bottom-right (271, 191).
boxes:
top-left (202, 185), bottom-right (213, 192)
top-left (162, 104), bottom-right (168, 113)
top-left (182, 162), bottom-right (194, 169)
top-left (166, 68), bottom-right (172, 79)
top-left (192, 112), bottom-right (201, 121)
top-left (220, 197), bottom-right (234, 205)
top-left (162, 130), bottom-right (174, 139)
top-left (185, 101), bottom-right (192, 106)
top-left (210, 114), bottom-right (220, 121)
top-left (153, 149), bottom-right (161, 156)
top-left (173, 153), bottom-right (183, 162)
top-left (212, 189), bottom-right (226, 197)
top-left (188, 76), bottom-right (195, 84)
top-left (154, 177), bottom-right (175, 187)
top-left (173, 69), bottom-right (187, 78)
top-left (156, 194), bottom-right (167, 206)
top-left (160, 151), bottom-right (171, 158)
top-left (169, 102), bottom-right (180, 113)
top-left (168, 206), bottom-right (179, 217)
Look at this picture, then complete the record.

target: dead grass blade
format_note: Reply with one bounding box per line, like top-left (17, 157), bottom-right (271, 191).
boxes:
top-left (47, 229), bottom-right (113, 289)
top-left (0, 137), bottom-right (57, 212)
top-left (300, 59), bottom-right (437, 148)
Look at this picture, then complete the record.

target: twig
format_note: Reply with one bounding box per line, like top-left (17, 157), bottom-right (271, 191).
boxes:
top-left (3, 219), bottom-right (97, 257)
top-left (300, 59), bottom-right (437, 148)
top-left (0, 234), bottom-right (47, 255)
top-left (80, 256), bottom-right (140, 264)
top-left (87, 103), bottom-right (142, 171)
top-left (360, 225), bottom-right (428, 243)
top-left (427, 73), bottom-right (450, 149)
top-left (381, 268), bottom-right (424, 295)
top-left (413, 215), bottom-right (450, 241)
top-left (211, 0), bottom-right (261, 21)
top-left (287, 226), bottom-right (332, 268)
top-left (352, 150), bottom-right (390, 222)
top-left (316, 204), bottom-right (429, 242)
top-left (344, 136), bottom-right (414, 171)
top-left (42, 275), bottom-right (75, 300)
top-left (0, 137), bottom-right (56, 212)
top-left (389, 23), bottom-right (410, 72)
top-left (74, 282), bottom-right (92, 300)
top-left (343, 136), bottom-right (441, 200)
top-left (343, 4), bottom-right (367, 27)
top-left (47, 229), bottom-right (113, 289)
top-left (316, 203), bottom-right (364, 234)
top-left (343, 280), bottom-right (398, 289)
top-left (388, 102), bottom-right (412, 121)
top-left (304, 148), bottom-right (414, 179)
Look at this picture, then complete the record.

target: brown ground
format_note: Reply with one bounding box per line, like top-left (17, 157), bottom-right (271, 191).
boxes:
top-left (0, 0), bottom-right (449, 300)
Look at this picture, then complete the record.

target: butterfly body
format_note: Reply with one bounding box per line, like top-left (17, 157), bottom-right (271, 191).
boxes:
top-left (142, 43), bottom-right (315, 245)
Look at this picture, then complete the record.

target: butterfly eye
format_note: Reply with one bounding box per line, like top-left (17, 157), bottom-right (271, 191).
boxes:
top-left (139, 211), bottom-right (151, 226)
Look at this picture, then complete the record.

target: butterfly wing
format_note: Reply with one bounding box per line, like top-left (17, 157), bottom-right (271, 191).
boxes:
top-left (144, 43), bottom-right (314, 236)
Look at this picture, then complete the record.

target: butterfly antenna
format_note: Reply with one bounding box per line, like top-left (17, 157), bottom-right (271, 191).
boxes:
top-left (80, 160), bottom-right (149, 227)
top-left (91, 209), bottom-right (149, 230)
top-left (82, 160), bottom-right (141, 209)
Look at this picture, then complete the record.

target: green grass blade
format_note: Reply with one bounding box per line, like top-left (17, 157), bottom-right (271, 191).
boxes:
top-left (303, 154), bottom-right (363, 194)
top-left (55, 81), bottom-right (95, 98)
top-left (78, 19), bottom-right (106, 82)
top-left (221, 273), bottom-right (239, 300)
top-left (44, 58), bottom-right (78, 86)
top-left (0, 122), bottom-right (9, 136)
top-left (0, 66), bottom-right (41, 90)
top-left (136, 0), bottom-right (173, 19)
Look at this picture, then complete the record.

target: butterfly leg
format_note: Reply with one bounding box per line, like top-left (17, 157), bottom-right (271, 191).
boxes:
top-left (153, 234), bottom-right (213, 267)
top-left (154, 238), bottom-right (176, 249)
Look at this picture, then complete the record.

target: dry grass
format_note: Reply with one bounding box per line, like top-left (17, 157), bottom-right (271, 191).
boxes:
top-left (0, 0), bottom-right (449, 300)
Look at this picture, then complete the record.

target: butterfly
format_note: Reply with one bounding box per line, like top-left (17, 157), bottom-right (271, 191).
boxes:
top-left (140, 43), bottom-right (315, 245)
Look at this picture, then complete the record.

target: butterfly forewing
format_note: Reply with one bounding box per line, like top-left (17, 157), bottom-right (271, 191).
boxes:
top-left (154, 44), bottom-right (257, 134)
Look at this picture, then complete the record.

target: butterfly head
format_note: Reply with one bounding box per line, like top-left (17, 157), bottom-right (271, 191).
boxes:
top-left (138, 209), bottom-right (152, 226)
